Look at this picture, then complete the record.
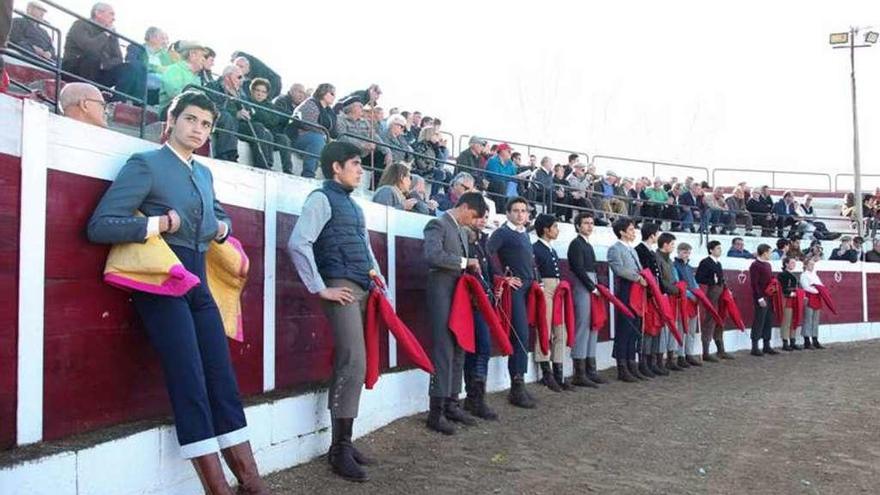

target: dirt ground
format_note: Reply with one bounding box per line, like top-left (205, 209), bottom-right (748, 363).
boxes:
top-left (266, 340), bottom-right (880, 495)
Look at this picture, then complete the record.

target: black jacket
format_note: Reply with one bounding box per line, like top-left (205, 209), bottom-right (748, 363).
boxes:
top-left (232, 51), bottom-right (282, 100)
top-left (533, 241), bottom-right (561, 279)
top-left (62, 19), bottom-right (122, 78)
top-left (567, 236), bottom-right (597, 291)
top-left (635, 243), bottom-right (661, 285)
top-left (695, 256), bottom-right (725, 286)
top-left (9, 17), bottom-right (55, 58)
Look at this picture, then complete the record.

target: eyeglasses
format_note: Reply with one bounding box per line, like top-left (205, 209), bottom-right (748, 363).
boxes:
top-left (83, 98), bottom-right (107, 109)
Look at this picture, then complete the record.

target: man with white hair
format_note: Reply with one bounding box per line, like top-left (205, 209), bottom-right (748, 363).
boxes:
top-left (336, 99), bottom-right (391, 169)
top-left (205, 65), bottom-right (273, 168)
top-left (383, 114), bottom-right (413, 163)
top-left (59, 82), bottom-right (107, 127)
top-left (159, 40), bottom-right (205, 108)
top-left (61, 3), bottom-right (144, 101)
top-left (9, 1), bottom-right (55, 61)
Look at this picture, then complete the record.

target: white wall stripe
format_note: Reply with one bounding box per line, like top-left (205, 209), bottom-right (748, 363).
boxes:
top-left (385, 208), bottom-right (398, 368)
top-left (17, 101), bottom-right (49, 445)
top-left (262, 175), bottom-right (278, 392)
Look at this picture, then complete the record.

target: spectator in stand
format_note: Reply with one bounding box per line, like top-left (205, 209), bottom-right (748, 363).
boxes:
top-left (61, 3), bottom-right (144, 102)
top-left (406, 110), bottom-right (422, 144)
top-left (373, 162), bottom-right (418, 212)
top-left (485, 143), bottom-right (523, 210)
top-left (628, 178), bottom-right (648, 223)
top-left (566, 162), bottom-right (593, 216)
top-left (699, 185), bottom-right (725, 234)
top-left (432, 172), bottom-right (475, 212)
top-left (841, 192), bottom-right (856, 223)
top-left (727, 237), bottom-right (754, 259)
top-left (786, 238), bottom-right (806, 261)
top-left (205, 65), bottom-right (273, 168)
top-left (1, 1), bottom-right (10, 49)
top-left (272, 84), bottom-right (308, 137)
top-left (865, 238), bottom-right (880, 263)
top-left (159, 40), bottom-right (205, 109)
top-left (456, 136), bottom-right (487, 189)
top-left (292, 83), bottom-right (336, 178)
top-left (247, 78), bottom-right (293, 174)
top-left (198, 47), bottom-right (215, 85)
top-left (420, 116), bottom-right (434, 129)
top-left (412, 126), bottom-right (450, 193)
top-left (853, 236), bottom-right (865, 260)
top-left (383, 114), bottom-right (413, 163)
top-left (59, 82), bottom-right (107, 127)
top-left (408, 174), bottom-right (439, 216)
top-left (678, 181), bottom-right (703, 232)
top-left (593, 171), bottom-right (627, 221)
top-left (725, 186), bottom-right (754, 236)
top-left (125, 27), bottom-right (171, 105)
top-left (666, 182), bottom-right (683, 231)
top-left (9, 1), bottom-right (55, 61)
top-left (231, 51), bottom-right (281, 100)
top-left (336, 100), bottom-right (392, 173)
top-left (805, 239), bottom-right (824, 260)
top-left (231, 55), bottom-right (250, 99)
top-left (747, 187), bottom-right (774, 237)
top-left (532, 156), bottom-right (554, 206)
top-left (772, 190), bottom-right (798, 238)
top-left (770, 238), bottom-right (789, 260)
top-left (333, 84), bottom-right (381, 114)
top-left (797, 194), bottom-right (839, 240)
top-left (643, 177), bottom-right (668, 221)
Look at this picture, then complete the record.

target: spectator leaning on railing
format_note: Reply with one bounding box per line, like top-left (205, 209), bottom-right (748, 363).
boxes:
top-left (336, 99), bottom-right (392, 171)
top-left (204, 64), bottom-right (272, 168)
top-left (383, 114), bottom-right (413, 164)
top-left (727, 237), bottom-right (754, 259)
top-left (432, 172), bottom-right (475, 212)
top-left (125, 26), bottom-right (172, 104)
top-left (9, 1), bottom-right (55, 62)
top-left (456, 136), bottom-right (487, 189)
top-left (61, 2), bottom-right (144, 102)
top-left (747, 187), bottom-right (774, 236)
top-left (592, 171), bottom-right (627, 221)
top-left (292, 83), bottom-right (336, 178)
top-left (159, 40), bottom-right (205, 109)
top-left (333, 83), bottom-right (382, 114)
top-left (725, 186), bottom-right (754, 236)
top-left (247, 78), bottom-right (293, 174)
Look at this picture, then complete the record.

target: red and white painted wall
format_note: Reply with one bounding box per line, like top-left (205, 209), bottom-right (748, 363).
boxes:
top-left (1, 94), bottom-right (879, 494)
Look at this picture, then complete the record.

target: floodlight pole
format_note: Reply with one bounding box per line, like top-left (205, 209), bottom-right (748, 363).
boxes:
top-left (849, 27), bottom-right (864, 236)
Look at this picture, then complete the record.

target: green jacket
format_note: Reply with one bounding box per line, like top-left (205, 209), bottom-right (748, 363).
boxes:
top-left (159, 61), bottom-right (200, 108)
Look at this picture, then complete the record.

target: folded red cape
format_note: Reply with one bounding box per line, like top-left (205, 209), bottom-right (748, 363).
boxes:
top-left (630, 269), bottom-right (681, 344)
top-left (808, 285), bottom-right (838, 314)
top-left (527, 282), bottom-right (550, 355)
top-left (552, 280), bottom-right (576, 347)
top-left (765, 278), bottom-right (785, 325)
top-left (591, 284), bottom-right (634, 332)
top-left (449, 274), bottom-right (513, 355)
top-left (364, 288), bottom-right (434, 389)
top-left (785, 288), bottom-right (805, 331)
top-left (718, 288), bottom-right (746, 332)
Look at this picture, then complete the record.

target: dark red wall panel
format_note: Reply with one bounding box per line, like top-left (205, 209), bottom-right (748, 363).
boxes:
top-left (868, 273), bottom-right (880, 323)
top-left (0, 153), bottom-right (21, 449)
top-left (274, 213), bottom-right (388, 390)
top-left (42, 170), bottom-right (264, 441)
top-left (816, 270), bottom-right (863, 324)
top-left (394, 237), bottom-right (430, 368)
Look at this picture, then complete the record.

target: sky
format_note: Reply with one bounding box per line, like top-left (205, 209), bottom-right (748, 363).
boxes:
top-left (26, 0), bottom-right (880, 191)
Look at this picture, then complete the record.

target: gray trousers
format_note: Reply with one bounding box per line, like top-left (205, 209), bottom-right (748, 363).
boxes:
top-left (428, 283), bottom-right (464, 399)
top-left (571, 274), bottom-right (598, 359)
top-left (321, 279), bottom-right (368, 419)
top-left (803, 307), bottom-right (821, 338)
top-left (658, 325), bottom-right (679, 354)
top-left (676, 316), bottom-right (698, 357)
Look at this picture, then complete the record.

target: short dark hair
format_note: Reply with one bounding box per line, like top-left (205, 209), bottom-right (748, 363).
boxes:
top-left (455, 192), bottom-right (488, 217)
top-left (511, 152), bottom-right (522, 161)
top-left (433, 118), bottom-right (442, 126)
top-left (505, 196), bottom-right (528, 212)
top-left (568, 153), bottom-right (579, 163)
top-left (313, 83), bottom-right (335, 101)
top-left (169, 90), bottom-right (218, 124)
top-left (612, 218), bottom-right (634, 239)
top-left (756, 243), bottom-right (772, 256)
top-left (782, 256), bottom-right (796, 269)
top-left (657, 232), bottom-right (676, 249)
top-left (732, 237), bottom-right (744, 244)
top-left (400, 110), bottom-right (411, 118)
top-left (534, 214), bottom-right (557, 238)
top-left (320, 141), bottom-right (362, 179)
top-left (641, 222), bottom-right (660, 241)
top-left (707, 240), bottom-right (721, 253)
top-left (776, 238), bottom-right (790, 249)
top-left (249, 77), bottom-right (270, 93)
top-left (574, 212), bottom-right (594, 229)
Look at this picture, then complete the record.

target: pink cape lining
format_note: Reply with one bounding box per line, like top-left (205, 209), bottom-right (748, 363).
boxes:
top-left (104, 263), bottom-right (200, 297)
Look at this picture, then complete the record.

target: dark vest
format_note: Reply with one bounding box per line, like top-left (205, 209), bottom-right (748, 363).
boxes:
top-left (313, 181), bottom-right (373, 289)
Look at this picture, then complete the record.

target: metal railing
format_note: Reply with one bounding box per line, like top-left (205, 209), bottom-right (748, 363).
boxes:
top-left (592, 155), bottom-right (710, 184)
top-left (6, 8), bottom-right (63, 112)
top-left (458, 134), bottom-right (589, 165)
top-left (834, 173), bottom-right (880, 192)
top-left (713, 168), bottom-right (833, 192)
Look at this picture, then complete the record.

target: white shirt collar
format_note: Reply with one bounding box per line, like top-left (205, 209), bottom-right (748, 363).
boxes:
top-left (506, 220), bottom-right (526, 233)
top-left (164, 143), bottom-right (193, 169)
top-left (640, 242), bottom-right (655, 252)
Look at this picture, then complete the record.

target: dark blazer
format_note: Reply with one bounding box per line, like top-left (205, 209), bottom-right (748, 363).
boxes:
top-left (9, 17), bottom-right (55, 58)
top-left (635, 243), bottom-right (661, 284)
top-left (424, 212), bottom-right (468, 341)
top-left (696, 256), bottom-right (725, 286)
top-left (61, 18), bottom-right (122, 78)
top-left (87, 145), bottom-right (231, 253)
top-left (533, 240), bottom-right (561, 279)
top-left (567, 236), bottom-right (597, 291)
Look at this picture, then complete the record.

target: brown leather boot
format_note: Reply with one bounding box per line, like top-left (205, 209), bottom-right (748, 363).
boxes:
top-left (702, 339), bottom-right (719, 363)
top-left (192, 453), bottom-right (234, 495)
top-left (221, 442), bottom-right (270, 494)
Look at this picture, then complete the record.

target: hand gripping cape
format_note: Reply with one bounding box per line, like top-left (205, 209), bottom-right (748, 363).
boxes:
top-left (591, 284), bottom-right (634, 332)
top-left (448, 273), bottom-right (513, 355)
top-left (807, 284), bottom-right (837, 314)
top-left (551, 280), bottom-right (576, 348)
top-left (526, 281), bottom-right (550, 355)
top-left (674, 281), bottom-right (723, 330)
top-left (629, 269), bottom-right (682, 345)
top-left (364, 273), bottom-right (434, 389)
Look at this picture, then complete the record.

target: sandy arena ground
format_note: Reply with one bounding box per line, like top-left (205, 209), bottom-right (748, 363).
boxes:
top-left (266, 340), bottom-right (880, 494)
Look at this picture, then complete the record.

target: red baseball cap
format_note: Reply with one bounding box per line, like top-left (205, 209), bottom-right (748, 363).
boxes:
top-left (495, 143), bottom-right (512, 152)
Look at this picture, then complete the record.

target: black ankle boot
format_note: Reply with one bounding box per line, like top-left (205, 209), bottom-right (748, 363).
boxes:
top-left (553, 363), bottom-right (575, 391)
top-left (627, 360), bottom-right (646, 380)
top-left (426, 397), bottom-right (455, 435)
top-left (652, 354), bottom-right (669, 376)
top-left (539, 362), bottom-right (563, 392)
top-left (782, 339), bottom-right (792, 351)
top-left (763, 340), bottom-right (779, 355)
top-left (508, 375), bottom-right (537, 408)
top-left (572, 359), bottom-right (597, 387)
top-left (444, 397), bottom-right (477, 425)
top-left (617, 360), bottom-right (637, 383)
top-left (587, 358), bottom-right (608, 384)
top-left (750, 340), bottom-right (763, 356)
top-left (791, 339), bottom-right (802, 350)
top-left (329, 418), bottom-right (369, 482)
top-left (812, 337), bottom-right (825, 349)
top-left (466, 377), bottom-right (498, 420)
top-left (803, 338), bottom-right (813, 350)
top-left (638, 355), bottom-right (656, 378)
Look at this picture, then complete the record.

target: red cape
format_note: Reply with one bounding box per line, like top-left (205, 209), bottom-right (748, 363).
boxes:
top-left (630, 269), bottom-right (682, 344)
top-left (527, 282), bottom-right (550, 355)
top-left (449, 274), bottom-right (513, 355)
top-left (552, 280), bottom-right (576, 347)
top-left (785, 288), bottom-right (806, 331)
top-left (765, 278), bottom-right (785, 325)
top-left (718, 288), bottom-right (746, 332)
top-left (591, 284), bottom-right (634, 332)
top-left (808, 285), bottom-right (838, 314)
top-left (493, 276), bottom-right (513, 335)
top-left (364, 288), bottom-right (434, 389)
